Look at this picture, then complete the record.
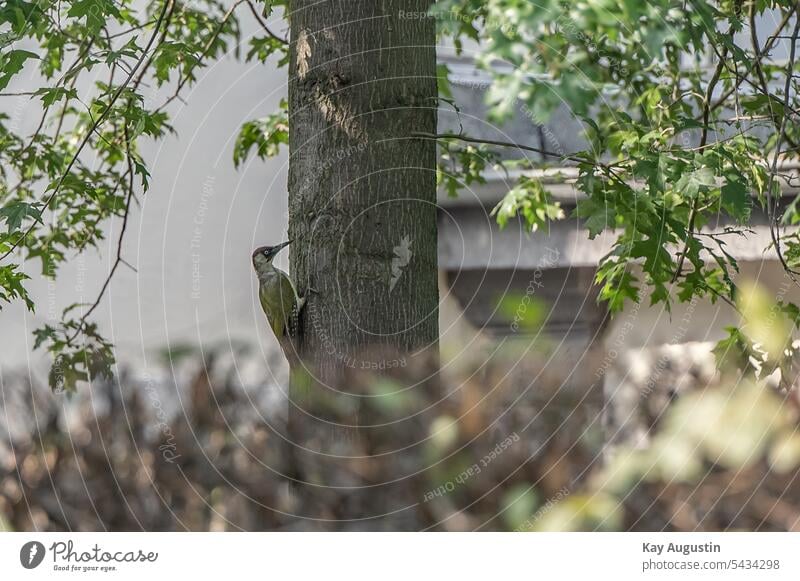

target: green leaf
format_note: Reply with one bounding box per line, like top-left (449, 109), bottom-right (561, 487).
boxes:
top-left (34, 86), bottom-right (77, 107)
top-left (0, 201), bottom-right (43, 232)
top-left (576, 198), bottom-right (615, 239)
top-left (492, 177), bottom-right (564, 233)
top-left (676, 166), bottom-right (716, 198)
top-left (0, 49), bottom-right (38, 90)
top-left (437, 63), bottom-right (452, 100)
top-left (233, 100), bottom-right (289, 167)
top-left (33, 325), bottom-right (57, 349)
top-left (0, 264), bottom-right (32, 310)
top-left (721, 179), bottom-right (750, 222)
top-left (596, 261), bottom-right (639, 312)
top-left (67, 0), bottom-right (121, 33)
top-left (712, 327), bottom-right (751, 373)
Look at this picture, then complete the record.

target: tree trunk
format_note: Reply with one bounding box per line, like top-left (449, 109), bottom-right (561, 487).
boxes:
top-left (287, 1), bottom-right (439, 384)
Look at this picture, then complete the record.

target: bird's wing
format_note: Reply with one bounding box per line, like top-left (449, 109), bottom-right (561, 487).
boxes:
top-left (279, 272), bottom-right (300, 339)
top-left (258, 288), bottom-right (280, 338)
top-left (259, 270), bottom-right (299, 339)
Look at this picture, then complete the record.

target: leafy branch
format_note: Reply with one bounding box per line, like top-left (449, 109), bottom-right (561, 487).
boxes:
top-left (0, 0), bottom-right (289, 390)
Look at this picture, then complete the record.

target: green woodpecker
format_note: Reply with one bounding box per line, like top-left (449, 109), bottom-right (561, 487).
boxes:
top-left (252, 240), bottom-right (305, 362)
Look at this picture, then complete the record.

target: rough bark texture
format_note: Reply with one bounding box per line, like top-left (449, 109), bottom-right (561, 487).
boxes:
top-left (287, 1), bottom-right (439, 385)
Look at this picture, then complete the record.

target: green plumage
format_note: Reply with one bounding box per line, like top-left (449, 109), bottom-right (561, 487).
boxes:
top-left (252, 242), bottom-right (305, 363)
top-left (258, 268), bottom-right (299, 339)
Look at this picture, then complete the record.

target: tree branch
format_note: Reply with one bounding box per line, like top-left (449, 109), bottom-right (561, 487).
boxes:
top-left (67, 122), bottom-right (136, 345)
top-left (155, 0), bottom-right (246, 114)
top-left (706, 7), bottom-right (793, 114)
top-left (0, 0), bottom-right (172, 264)
top-left (245, 0), bottom-right (287, 45)
top-left (673, 37), bottom-right (730, 283)
top-left (765, 8), bottom-right (800, 284)
top-left (411, 131), bottom-right (586, 165)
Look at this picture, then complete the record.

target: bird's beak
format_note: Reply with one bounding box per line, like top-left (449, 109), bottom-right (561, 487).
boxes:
top-left (266, 239), bottom-right (292, 259)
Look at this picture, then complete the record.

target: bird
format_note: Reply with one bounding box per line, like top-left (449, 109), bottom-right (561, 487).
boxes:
top-left (252, 240), bottom-right (306, 363)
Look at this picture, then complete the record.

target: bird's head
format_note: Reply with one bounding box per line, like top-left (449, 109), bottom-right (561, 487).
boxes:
top-left (252, 240), bottom-right (292, 272)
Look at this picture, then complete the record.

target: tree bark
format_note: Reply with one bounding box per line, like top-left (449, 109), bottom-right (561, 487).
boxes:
top-left (287, 1), bottom-right (439, 385)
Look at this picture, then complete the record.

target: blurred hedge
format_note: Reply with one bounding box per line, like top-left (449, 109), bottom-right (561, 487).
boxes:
top-left (1, 344), bottom-right (798, 531)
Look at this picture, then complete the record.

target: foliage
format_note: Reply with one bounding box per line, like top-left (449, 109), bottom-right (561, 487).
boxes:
top-left (233, 98), bottom-right (288, 168)
top-left (0, 0), bottom-right (286, 390)
top-left (492, 176), bottom-right (564, 232)
top-left (435, 0), bottom-right (800, 382)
